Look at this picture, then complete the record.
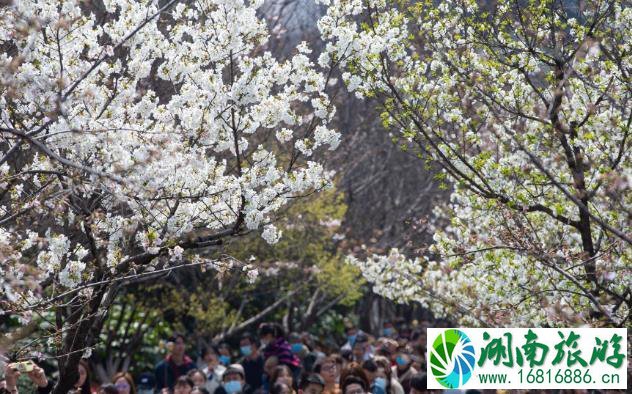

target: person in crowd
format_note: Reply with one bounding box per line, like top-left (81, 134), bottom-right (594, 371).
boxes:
top-left (261, 355), bottom-right (279, 394)
top-left (338, 363), bottom-right (369, 394)
top-left (136, 372), bottom-right (155, 394)
top-left (188, 369), bottom-right (208, 390)
top-left (1, 359), bottom-right (95, 394)
top-left (360, 360), bottom-right (387, 394)
top-left (200, 346), bottom-right (226, 394)
top-left (192, 388), bottom-right (211, 394)
top-left (313, 357), bottom-right (339, 394)
top-left (340, 326), bottom-right (359, 353)
top-left (156, 333), bottom-right (197, 391)
top-left (215, 366), bottom-right (248, 394)
top-left (288, 333), bottom-right (308, 359)
top-left (372, 357), bottom-right (402, 394)
top-left (408, 373), bottom-right (427, 394)
top-left (381, 323), bottom-right (395, 339)
top-left (99, 384), bottom-right (119, 394)
top-left (218, 343), bottom-right (232, 367)
top-left (112, 372), bottom-right (136, 394)
top-left (271, 383), bottom-right (292, 394)
top-left (173, 376), bottom-right (195, 394)
top-left (239, 333), bottom-right (264, 393)
top-left (259, 324), bottom-right (300, 371)
top-left (340, 376), bottom-right (368, 394)
top-left (351, 335), bottom-right (372, 363)
top-left (270, 365), bottom-right (294, 392)
top-left (390, 351), bottom-right (416, 394)
top-left (77, 359), bottom-right (97, 394)
top-left (298, 374), bottom-right (325, 394)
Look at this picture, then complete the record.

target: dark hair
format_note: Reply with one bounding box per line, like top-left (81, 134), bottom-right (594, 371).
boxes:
top-left (99, 383), bottom-right (119, 394)
top-left (188, 368), bottom-right (206, 380)
top-left (223, 367), bottom-right (245, 380)
top-left (77, 359), bottom-right (92, 394)
top-left (201, 345), bottom-right (218, 358)
top-left (169, 332), bottom-right (186, 343)
top-left (175, 376), bottom-right (194, 388)
top-left (271, 365), bottom-right (293, 387)
top-left (271, 383), bottom-right (291, 394)
top-left (313, 356), bottom-right (337, 374)
top-left (341, 375), bottom-right (368, 394)
top-left (409, 373), bottom-right (427, 392)
top-left (259, 323), bottom-right (285, 339)
top-left (241, 332), bottom-right (258, 347)
top-left (299, 373), bottom-right (325, 390)
top-left (360, 359), bottom-right (377, 373)
top-left (339, 363), bottom-right (369, 393)
top-left (112, 371), bottom-right (137, 394)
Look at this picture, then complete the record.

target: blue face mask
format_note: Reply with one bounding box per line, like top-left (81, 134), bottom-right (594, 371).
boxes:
top-left (240, 345), bottom-right (252, 356)
top-left (383, 328), bottom-right (394, 337)
top-left (347, 334), bottom-right (357, 346)
top-left (224, 380), bottom-right (242, 394)
top-left (396, 355), bottom-right (408, 367)
top-left (374, 377), bottom-right (387, 391)
top-left (291, 343), bottom-right (303, 353)
top-left (219, 355), bottom-right (231, 365)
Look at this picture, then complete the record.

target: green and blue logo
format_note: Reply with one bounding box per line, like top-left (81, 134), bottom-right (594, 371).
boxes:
top-left (430, 329), bottom-right (476, 388)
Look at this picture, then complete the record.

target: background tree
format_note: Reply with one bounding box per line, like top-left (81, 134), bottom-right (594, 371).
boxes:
top-left (0, 0), bottom-right (340, 391)
top-left (319, 0), bottom-right (630, 327)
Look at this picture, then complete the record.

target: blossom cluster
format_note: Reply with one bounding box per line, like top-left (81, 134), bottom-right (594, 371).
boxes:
top-left (319, 0), bottom-right (631, 326)
top-left (0, 0), bottom-right (339, 319)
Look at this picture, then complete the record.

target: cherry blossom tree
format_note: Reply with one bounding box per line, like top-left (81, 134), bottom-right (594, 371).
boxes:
top-left (0, 0), bottom-right (339, 391)
top-left (319, 0), bottom-right (630, 327)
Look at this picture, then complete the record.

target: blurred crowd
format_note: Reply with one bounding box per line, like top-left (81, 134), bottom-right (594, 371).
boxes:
top-left (0, 321), bottom-right (625, 394)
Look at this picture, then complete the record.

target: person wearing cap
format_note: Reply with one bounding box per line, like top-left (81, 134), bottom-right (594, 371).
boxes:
top-left (155, 333), bottom-right (197, 391)
top-left (238, 333), bottom-right (264, 394)
top-left (136, 372), bottom-right (155, 394)
top-left (298, 373), bottom-right (324, 394)
top-left (214, 366), bottom-right (249, 394)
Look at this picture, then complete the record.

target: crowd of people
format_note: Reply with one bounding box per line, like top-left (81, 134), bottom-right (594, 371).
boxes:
top-left (0, 321), bottom-right (623, 394)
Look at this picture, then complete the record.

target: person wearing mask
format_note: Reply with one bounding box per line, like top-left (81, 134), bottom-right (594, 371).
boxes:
top-left (372, 357), bottom-right (402, 394)
top-left (340, 326), bottom-right (358, 353)
top-left (351, 335), bottom-right (372, 363)
top-left (391, 352), bottom-right (416, 394)
top-left (288, 333), bottom-right (308, 359)
top-left (360, 360), bottom-right (386, 394)
top-left (381, 323), bottom-right (396, 339)
top-left (155, 333), bottom-right (197, 391)
top-left (298, 374), bottom-right (325, 394)
top-left (238, 334), bottom-right (264, 394)
top-left (313, 357), bottom-right (340, 394)
top-left (217, 344), bottom-right (232, 367)
top-left (112, 372), bottom-right (136, 394)
top-left (214, 366), bottom-right (248, 394)
top-left (201, 346), bottom-right (226, 394)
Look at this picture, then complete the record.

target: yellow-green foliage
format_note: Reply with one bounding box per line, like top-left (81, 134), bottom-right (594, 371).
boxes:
top-left (226, 186), bottom-right (365, 306)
